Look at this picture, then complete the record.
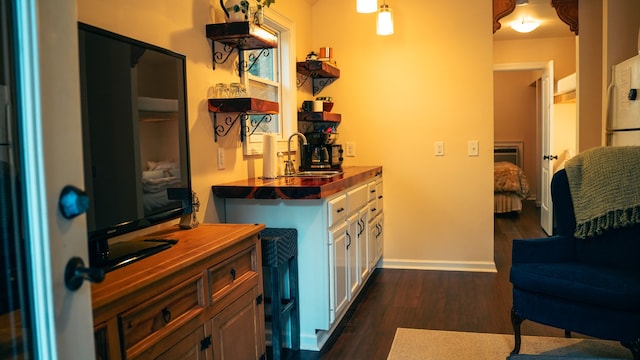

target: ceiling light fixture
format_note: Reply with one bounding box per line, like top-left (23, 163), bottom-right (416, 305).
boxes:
top-left (511, 17), bottom-right (541, 33)
top-left (376, 1), bottom-right (394, 36)
top-left (356, 0), bottom-right (377, 14)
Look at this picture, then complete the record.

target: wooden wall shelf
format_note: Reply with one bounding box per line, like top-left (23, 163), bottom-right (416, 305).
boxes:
top-left (208, 98), bottom-right (279, 114)
top-left (206, 22), bottom-right (277, 49)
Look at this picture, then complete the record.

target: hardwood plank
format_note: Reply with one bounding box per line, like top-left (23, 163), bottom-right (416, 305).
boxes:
top-left (275, 201), bottom-right (564, 360)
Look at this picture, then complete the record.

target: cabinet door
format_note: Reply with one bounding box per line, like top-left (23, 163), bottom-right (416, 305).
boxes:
top-left (328, 222), bottom-right (348, 323)
top-left (210, 285), bottom-right (265, 360)
top-left (358, 207), bottom-right (369, 282)
top-left (376, 213), bottom-right (384, 260)
top-left (155, 325), bottom-right (208, 360)
top-left (346, 213), bottom-right (359, 300)
top-left (368, 216), bottom-right (379, 271)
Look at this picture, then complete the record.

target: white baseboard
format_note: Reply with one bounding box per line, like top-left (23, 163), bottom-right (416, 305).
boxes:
top-left (381, 258), bottom-right (497, 273)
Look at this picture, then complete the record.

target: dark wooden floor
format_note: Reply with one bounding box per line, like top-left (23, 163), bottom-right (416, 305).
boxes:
top-left (276, 201), bottom-right (567, 360)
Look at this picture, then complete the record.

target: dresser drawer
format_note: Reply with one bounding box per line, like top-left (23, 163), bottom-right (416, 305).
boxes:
top-left (208, 245), bottom-right (257, 303)
top-left (119, 276), bottom-right (203, 354)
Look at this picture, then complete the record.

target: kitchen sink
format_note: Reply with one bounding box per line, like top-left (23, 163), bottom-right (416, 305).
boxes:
top-left (285, 170), bottom-right (343, 179)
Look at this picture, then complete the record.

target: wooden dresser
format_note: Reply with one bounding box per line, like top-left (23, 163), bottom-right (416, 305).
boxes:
top-left (91, 223), bottom-right (266, 360)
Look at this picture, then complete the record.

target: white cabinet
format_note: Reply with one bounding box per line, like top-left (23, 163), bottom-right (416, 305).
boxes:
top-left (328, 221), bottom-right (348, 324)
top-left (367, 179), bottom-right (384, 270)
top-left (346, 212), bottom-right (359, 300)
top-left (223, 175), bottom-right (383, 351)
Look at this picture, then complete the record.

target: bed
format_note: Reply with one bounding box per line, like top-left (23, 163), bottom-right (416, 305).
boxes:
top-left (494, 141), bottom-right (530, 213)
top-left (142, 160), bottom-right (183, 215)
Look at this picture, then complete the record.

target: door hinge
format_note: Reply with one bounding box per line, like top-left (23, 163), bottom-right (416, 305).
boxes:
top-left (200, 335), bottom-right (212, 351)
top-left (256, 294), bottom-right (263, 305)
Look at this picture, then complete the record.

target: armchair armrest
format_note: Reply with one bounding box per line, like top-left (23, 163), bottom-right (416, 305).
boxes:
top-left (512, 235), bottom-right (576, 264)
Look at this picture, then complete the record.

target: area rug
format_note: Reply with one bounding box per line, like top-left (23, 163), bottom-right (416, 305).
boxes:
top-left (386, 328), bottom-right (632, 360)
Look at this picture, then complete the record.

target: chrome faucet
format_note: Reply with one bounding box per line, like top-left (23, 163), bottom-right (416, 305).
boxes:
top-left (285, 132), bottom-right (307, 176)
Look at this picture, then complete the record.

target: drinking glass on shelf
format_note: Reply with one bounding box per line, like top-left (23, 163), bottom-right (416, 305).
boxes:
top-left (229, 83), bottom-right (247, 97)
top-left (214, 83), bottom-right (229, 98)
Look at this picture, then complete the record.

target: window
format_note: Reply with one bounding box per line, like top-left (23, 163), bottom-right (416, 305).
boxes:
top-left (241, 12), bottom-right (295, 155)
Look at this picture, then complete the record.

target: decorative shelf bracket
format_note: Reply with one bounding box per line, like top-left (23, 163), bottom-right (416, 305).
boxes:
top-left (212, 112), bottom-right (241, 142)
top-left (241, 114), bottom-right (273, 142)
top-left (211, 42), bottom-right (236, 69)
top-left (296, 73), bottom-right (311, 88)
top-left (313, 78), bottom-right (337, 96)
top-left (239, 48), bottom-right (271, 73)
top-left (206, 22), bottom-right (278, 71)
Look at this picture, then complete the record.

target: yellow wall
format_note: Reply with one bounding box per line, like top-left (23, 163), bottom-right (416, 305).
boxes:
top-left (76, 1), bottom-right (503, 271)
top-left (309, 0), bottom-right (495, 269)
top-left (70, 0), bottom-right (640, 270)
top-left (494, 37), bottom-right (576, 82)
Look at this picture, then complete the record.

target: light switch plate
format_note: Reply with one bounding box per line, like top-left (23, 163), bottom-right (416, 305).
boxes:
top-left (345, 142), bottom-right (356, 157)
top-left (468, 140), bottom-right (479, 156)
top-left (217, 148), bottom-right (225, 169)
top-left (435, 141), bottom-right (444, 156)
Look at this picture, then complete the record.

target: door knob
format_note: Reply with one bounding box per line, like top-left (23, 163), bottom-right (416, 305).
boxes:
top-left (59, 185), bottom-right (89, 219)
top-left (64, 256), bottom-right (104, 291)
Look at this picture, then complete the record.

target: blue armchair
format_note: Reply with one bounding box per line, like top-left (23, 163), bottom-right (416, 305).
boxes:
top-left (509, 168), bottom-right (640, 359)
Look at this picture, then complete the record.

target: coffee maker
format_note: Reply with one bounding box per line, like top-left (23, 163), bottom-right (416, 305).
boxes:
top-left (300, 132), bottom-right (343, 170)
top-left (301, 144), bottom-right (343, 170)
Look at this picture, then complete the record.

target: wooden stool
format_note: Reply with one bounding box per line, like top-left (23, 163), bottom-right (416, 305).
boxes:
top-left (260, 228), bottom-right (300, 360)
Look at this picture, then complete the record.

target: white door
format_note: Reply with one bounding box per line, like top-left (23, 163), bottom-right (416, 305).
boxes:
top-left (540, 61), bottom-right (555, 235)
top-left (4, 1), bottom-right (95, 358)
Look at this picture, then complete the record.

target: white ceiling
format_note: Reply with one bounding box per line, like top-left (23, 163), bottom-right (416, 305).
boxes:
top-left (493, 0), bottom-right (576, 41)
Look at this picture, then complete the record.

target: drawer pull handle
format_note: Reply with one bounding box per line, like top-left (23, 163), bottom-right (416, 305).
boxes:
top-left (230, 268), bottom-right (237, 281)
top-left (337, 207), bottom-right (345, 213)
top-left (162, 307), bottom-right (171, 324)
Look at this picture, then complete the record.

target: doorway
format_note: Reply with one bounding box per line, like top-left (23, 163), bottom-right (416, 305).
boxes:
top-left (493, 61), bottom-right (568, 235)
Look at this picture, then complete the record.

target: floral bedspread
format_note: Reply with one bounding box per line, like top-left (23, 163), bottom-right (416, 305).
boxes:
top-left (494, 161), bottom-right (530, 199)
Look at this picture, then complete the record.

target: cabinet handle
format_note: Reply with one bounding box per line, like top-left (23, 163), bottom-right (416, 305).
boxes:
top-left (370, 189), bottom-right (376, 194)
top-left (230, 268), bottom-right (236, 281)
top-left (337, 207), bottom-right (345, 213)
top-left (371, 207), bottom-right (377, 213)
top-left (346, 232), bottom-right (351, 248)
top-left (162, 307), bottom-right (171, 324)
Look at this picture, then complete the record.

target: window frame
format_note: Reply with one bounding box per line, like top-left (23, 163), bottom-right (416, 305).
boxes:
top-left (241, 10), bottom-right (296, 156)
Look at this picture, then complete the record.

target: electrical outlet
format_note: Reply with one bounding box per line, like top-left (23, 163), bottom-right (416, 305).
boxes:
top-left (434, 141), bottom-right (444, 156)
top-left (217, 148), bottom-right (225, 169)
top-left (345, 142), bottom-right (356, 157)
top-left (468, 140), bottom-right (479, 156)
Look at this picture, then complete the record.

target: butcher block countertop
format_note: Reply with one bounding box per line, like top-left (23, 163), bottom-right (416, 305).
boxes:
top-left (212, 166), bottom-right (383, 200)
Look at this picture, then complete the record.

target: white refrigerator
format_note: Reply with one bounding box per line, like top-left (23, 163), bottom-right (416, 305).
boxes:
top-left (607, 54), bottom-right (640, 146)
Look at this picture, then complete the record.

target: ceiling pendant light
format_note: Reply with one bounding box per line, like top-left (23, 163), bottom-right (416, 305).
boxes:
top-left (376, 1), bottom-right (394, 36)
top-left (511, 17), bottom-right (540, 33)
top-left (357, 0), bottom-right (377, 14)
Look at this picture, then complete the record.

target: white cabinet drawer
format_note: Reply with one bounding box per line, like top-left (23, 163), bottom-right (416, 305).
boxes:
top-left (347, 184), bottom-right (368, 215)
top-left (328, 194), bottom-right (347, 226)
top-left (367, 181), bottom-right (377, 202)
top-left (375, 180), bottom-right (384, 213)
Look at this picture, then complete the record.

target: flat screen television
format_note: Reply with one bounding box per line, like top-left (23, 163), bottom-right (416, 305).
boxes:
top-left (78, 23), bottom-right (192, 272)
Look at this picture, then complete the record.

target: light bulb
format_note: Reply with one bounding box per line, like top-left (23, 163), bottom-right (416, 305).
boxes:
top-left (376, 4), bottom-right (394, 36)
top-left (511, 17), bottom-right (540, 33)
top-left (357, 0), bottom-right (377, 14)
